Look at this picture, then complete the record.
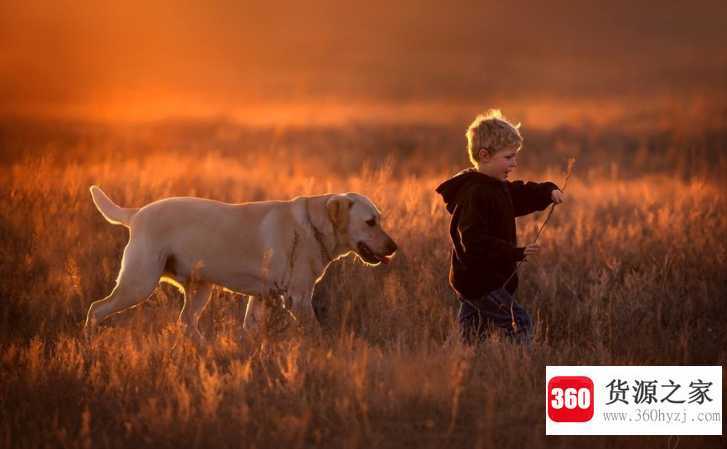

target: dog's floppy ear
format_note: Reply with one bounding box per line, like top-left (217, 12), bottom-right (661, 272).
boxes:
top-left (326, 195), bottom-right (352, 232)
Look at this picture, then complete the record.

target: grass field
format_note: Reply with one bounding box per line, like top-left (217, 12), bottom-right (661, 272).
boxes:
top-left (1, 117), bottom-right (725, 448)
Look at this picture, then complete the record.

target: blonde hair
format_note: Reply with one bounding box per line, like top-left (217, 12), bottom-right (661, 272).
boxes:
top-left (466, 109), bottom-right (523, 168)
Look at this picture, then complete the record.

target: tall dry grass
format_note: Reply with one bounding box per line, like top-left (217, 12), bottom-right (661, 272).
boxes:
top-left (0, 119), bottom-right (725, 448)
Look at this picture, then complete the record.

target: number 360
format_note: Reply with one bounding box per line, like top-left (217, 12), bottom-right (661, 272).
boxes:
top-left (551, 387), bottom-right (591, 410)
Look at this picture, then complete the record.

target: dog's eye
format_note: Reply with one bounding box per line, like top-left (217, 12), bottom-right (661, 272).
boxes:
top-left (366, 218), bottom-right (376, 227)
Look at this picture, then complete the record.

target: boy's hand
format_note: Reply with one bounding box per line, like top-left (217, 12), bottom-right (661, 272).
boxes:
top-left (551, 189), bottom-right (564, 204)
top-left (523, 243), bottom-right (540, 256)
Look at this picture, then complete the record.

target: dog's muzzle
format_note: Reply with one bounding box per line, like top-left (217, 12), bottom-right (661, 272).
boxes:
top-left (356, 239), bottom-right (397, 265)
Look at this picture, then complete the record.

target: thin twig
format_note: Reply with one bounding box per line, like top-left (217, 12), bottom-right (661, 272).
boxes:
top-left (532, 157), bottom-right (575, 244)
top-left (503, 158), bottom-right (576, 335)
top-left (502, 158), bottom-right (576, 289)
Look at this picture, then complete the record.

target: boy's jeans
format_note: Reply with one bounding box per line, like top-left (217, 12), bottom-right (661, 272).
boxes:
top-left (458, 288), bottom-right (532, 345)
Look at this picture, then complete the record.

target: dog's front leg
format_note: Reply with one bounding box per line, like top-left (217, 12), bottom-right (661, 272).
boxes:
top-left (287, 289), bottom-right (315, 325)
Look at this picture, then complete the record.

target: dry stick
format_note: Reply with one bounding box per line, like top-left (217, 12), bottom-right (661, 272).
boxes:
top-left (532, 158), bottom-right (576, 244)
top-left (505, 158), bottom-right (576, 334)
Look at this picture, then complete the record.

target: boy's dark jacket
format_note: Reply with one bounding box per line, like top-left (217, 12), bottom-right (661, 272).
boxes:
top-left (436, 168), bottom-right (557, 300)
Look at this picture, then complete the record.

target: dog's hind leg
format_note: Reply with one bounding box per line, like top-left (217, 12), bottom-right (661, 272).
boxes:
top-left (84, 238), bottom-right (164, 330)
top-left (178, 281), bottom-right (213, 344)
top-left (243, 295), bottom-right (266, 333)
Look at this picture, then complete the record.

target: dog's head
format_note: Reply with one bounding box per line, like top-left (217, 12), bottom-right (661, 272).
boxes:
top-left (326, 193), bottom-right (398, 266)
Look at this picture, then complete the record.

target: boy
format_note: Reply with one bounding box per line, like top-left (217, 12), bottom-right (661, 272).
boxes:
top-left (436, 110), bottom-right (564, 344)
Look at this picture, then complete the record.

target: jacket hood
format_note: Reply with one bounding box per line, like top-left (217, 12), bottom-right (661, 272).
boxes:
top-left (435, 168), bottom-right (501, 213)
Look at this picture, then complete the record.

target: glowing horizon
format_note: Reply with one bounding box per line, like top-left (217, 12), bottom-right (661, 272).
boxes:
top-left (1, 0), bottom-right (725, 127)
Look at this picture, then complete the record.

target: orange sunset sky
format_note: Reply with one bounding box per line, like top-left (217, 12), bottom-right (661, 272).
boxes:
top-left (1, 0), bottom-right (725, 126)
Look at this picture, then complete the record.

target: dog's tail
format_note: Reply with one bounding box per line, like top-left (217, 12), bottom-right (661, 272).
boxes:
top-left (89, 186), bottom-right (138, 227)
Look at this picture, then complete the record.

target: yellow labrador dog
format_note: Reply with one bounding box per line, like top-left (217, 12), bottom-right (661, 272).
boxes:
top-left (85, 186), bottom-right (397, 343)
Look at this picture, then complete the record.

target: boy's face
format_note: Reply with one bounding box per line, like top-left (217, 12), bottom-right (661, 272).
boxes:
top-left (478, 146), bottom-right (519, 180)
